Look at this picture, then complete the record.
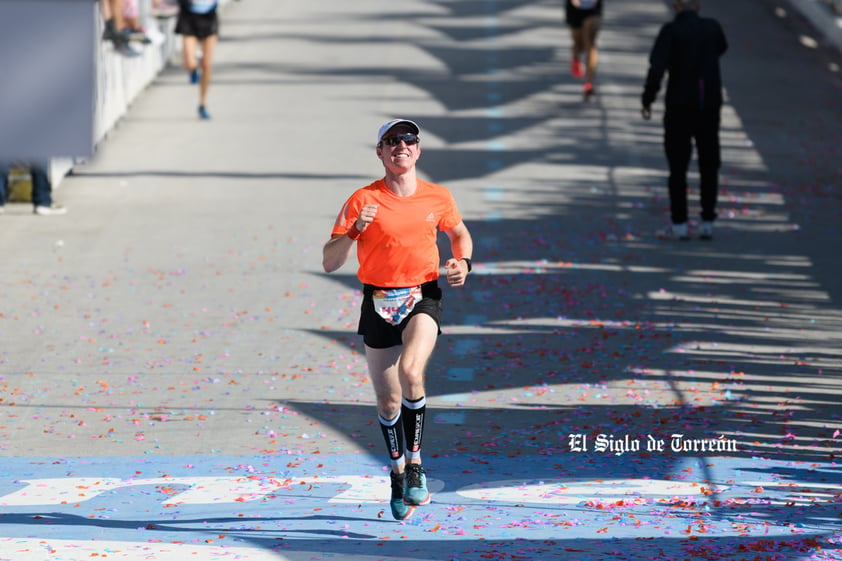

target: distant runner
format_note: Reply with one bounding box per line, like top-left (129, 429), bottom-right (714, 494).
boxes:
top-left (565, 0), bottom-right (603, 100)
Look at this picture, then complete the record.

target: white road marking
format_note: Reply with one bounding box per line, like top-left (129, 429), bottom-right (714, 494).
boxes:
top-left (0, 538), bottom-right (290, 561)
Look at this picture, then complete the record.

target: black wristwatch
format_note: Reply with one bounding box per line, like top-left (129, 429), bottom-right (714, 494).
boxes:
top-left (461, 257), bottom-right (472, 272)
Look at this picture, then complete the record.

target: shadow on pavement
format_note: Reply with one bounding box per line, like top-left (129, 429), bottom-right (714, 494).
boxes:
top-left (254, 0), bottom-right (842, 556)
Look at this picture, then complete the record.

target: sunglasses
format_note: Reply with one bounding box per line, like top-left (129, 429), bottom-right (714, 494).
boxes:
top-left (380, 133), bottom-right (420, 147)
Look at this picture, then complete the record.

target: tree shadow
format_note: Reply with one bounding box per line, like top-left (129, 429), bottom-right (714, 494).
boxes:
top-left (249, 0), bottom-right (841, 556)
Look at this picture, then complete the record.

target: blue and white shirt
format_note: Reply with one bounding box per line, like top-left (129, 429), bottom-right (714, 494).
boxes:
top-left (188, 0), bottom-right (218, 14)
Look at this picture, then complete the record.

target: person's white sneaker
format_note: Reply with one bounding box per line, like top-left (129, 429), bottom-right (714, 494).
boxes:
top-left (699, 221), bottom-right (714, 240)
top-left (34, 204), bottom-right (67, 216)
top-left (656, 222), bottom-right (690, 241)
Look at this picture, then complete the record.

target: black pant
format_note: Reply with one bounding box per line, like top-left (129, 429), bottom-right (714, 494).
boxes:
top-left (0, 161), bottom-right (53, 207)
top-left (663, 108), bottom-right (721, 224)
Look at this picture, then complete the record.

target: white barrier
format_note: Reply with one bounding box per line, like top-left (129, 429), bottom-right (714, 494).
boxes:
top-left (51, 0), bottom-right (231, 187)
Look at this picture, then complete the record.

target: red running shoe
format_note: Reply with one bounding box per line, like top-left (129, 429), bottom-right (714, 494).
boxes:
top-left (571, 59), bottom-right (584, 79)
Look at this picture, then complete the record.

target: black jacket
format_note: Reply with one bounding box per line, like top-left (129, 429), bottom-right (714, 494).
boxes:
top-left (642, 10), bottom-right (728, 111)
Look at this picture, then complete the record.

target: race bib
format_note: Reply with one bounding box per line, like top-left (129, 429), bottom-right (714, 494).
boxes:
top-left (373, 286), bottom-right (423, 325)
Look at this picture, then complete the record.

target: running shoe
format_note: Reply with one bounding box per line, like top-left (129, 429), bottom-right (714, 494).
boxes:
top-left (571, 59), bottom-right (584, 79)
top-left (389, 471), bottom-right (415, 520)
top-left (198, 105), bottom-right (211, 120)
top-left (111, 35), bottom-right (141, 57)
top-left (34, 204), bottom-right (68, 216)
top-left (656, 222), bottom-right (690, 241)
top-left (583, 81), bottom-right (595, 100)
top-left (190, 67), bottom-right (200, 84)
top-left (699, 221), bottom-right (714, 240)
top-left (403, 464), bottom-right (430, 506)
top-left (124, 29), bottom-right (152, 44)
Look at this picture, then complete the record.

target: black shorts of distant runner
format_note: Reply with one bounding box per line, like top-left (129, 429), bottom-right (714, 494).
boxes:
top-left (175, 10), bottom-right (219, 39)
top-left (566, 3), bottom-right (601, 29)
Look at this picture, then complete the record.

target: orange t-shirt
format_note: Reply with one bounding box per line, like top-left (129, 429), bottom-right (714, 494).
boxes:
top-left (331, 178), bottom-right (463, 287)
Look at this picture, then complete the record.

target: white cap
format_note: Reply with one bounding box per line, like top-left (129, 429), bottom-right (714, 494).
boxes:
top-left (376, 119), bottom-right (420, 145)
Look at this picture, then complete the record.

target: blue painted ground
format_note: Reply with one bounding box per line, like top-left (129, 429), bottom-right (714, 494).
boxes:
top-left (1, 454), bottom-right (840, 560)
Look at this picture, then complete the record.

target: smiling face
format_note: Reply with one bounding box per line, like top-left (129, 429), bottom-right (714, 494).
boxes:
top-left (376, 124), bottom-right (421, 173)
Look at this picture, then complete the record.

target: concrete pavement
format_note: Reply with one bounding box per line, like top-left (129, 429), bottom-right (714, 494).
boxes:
top-left (1, 0), bottom-right (840, 559)
top-left (787, 0), bottom-right (842, 54)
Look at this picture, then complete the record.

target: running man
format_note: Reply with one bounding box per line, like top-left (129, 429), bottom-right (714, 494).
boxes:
top-left (175, 0), bottom-right (219, 119)
top-left (565, 0), bottom-right (603, 99)
top-left (323, 119), bottom-right (474, 520)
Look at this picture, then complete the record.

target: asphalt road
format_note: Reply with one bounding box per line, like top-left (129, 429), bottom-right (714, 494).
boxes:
top-left (1, 0), bottom-right (840, 559)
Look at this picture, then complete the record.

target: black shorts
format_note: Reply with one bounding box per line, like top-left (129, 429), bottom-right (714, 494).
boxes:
top-left (565, 3), bottom-right (601, 29)
top-left (175, 10), bottom-right (219, 39)
top-left (358, 281), bottom-right (443, 349)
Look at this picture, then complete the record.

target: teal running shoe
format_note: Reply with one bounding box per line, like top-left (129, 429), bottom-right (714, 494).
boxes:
top-left (389, 471), bottom-right (415, 520)
top-left (404, 464), bottom-right (430, 506)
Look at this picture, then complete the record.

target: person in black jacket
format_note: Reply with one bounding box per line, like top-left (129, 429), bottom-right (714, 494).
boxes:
top-left (641, 0), bottom-right (727, 240)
